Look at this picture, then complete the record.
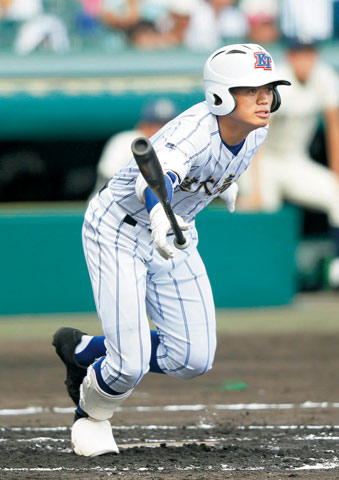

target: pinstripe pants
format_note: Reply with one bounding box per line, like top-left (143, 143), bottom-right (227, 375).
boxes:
top-left (82, 194), bottom-right (217, 393)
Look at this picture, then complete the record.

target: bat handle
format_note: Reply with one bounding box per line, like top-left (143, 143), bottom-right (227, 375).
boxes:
top-left (163, 202), bottom-right (190, 250)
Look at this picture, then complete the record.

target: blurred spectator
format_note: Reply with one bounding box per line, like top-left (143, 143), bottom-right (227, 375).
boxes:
top-left (0, 0), bottom-right (69, 55)
top-left (280, 0), bottom-right (334, 43)
top-left (237, 39), bottom-right (339, 288)
top-left (100, 0), bottom-right (140, 32)
top-left (128, 0), bottom-right (197, 49)
top-left (78, 0), bottom-right (102, 17)
top-left (89, 97), bottom-right (179, 197)
top-left (184, 0), bottom-right (248, 51)
top-left (240, 0), bottom-right (280, 44)
top-left (100, 0), bottom-right (142, 46)
top-left (75, 0), bottom-right (103, 36)
top-left (129, 0), bottom-right (248, 51)
top-left (97, 0), bottom-right (170, 48)
top-left (0, 0), bottom-right (42, 19)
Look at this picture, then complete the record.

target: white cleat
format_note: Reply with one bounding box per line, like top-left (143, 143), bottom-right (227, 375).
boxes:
top-left (71, 417), bottom-right (119, 457)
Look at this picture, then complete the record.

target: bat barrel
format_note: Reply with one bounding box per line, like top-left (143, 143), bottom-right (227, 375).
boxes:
top-left (131, 137), bottom-right (164, 191)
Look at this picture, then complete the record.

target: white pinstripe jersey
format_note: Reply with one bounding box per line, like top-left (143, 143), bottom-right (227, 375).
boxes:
top-left (108, 101), bottom-right (268, 227)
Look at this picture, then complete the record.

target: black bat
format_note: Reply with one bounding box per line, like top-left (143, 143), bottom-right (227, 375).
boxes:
top-left (131, 137), bottom-right (189, 249)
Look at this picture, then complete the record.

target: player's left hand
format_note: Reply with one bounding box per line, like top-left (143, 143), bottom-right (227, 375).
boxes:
top-left (149, 203), bottom-right (190, 260)
top-left (219, 182), bottom-right (238, 213)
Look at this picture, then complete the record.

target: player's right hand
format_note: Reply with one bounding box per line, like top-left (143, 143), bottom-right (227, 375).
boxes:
top-left (149, 203), bottom-right (190, 260)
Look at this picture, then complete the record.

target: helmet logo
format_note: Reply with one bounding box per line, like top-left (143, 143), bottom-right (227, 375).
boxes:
top-left (254, 52), bottom-right (272, 70)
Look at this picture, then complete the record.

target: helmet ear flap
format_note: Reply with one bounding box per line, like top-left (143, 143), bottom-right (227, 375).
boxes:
top-left (205, 84), bottom-right (236, 115)
top-left (271, 87), bottom-right (281, 113)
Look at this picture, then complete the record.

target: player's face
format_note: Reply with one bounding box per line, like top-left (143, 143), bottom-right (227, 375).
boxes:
top-left (229, 84), bottom-right (274, 129)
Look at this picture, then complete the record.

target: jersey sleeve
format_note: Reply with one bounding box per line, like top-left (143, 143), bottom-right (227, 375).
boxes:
top-left (134, 143), bottom-right (189, 204)
top-left (151, 114), bottom-right (212, 182)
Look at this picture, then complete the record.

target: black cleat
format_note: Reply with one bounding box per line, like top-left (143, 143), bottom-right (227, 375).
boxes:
top-left (53, 327), bottom-right (88, 406)
top-left (73, 408), bottom-right (89, 423)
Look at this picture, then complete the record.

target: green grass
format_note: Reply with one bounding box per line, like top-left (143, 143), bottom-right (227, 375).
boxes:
top-left (0, 313), bottom-right (101, 341)
top-left (0, 293), bottom-right (337, 342)
top-left (216, 292), bottom-right (339, 334)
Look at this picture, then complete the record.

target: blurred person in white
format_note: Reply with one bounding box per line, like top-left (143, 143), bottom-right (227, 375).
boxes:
top-left (184, 0), bottom-right (248, 51)
top-left (239, 0), bottom-right (280, 44)
top-left (89, 98), bottom-right (179, 197)
top-left (237, 39), bottom-right (339, 288)
top-left (280, 0), bottom-right (334, 43)
top-left (0, 0), bottom-right (69, 54)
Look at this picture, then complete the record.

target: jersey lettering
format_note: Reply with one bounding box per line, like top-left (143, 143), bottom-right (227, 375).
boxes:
top-left (180, 174), bottom-right (236, 197)
top-left (180, 175), bottom-right (215, 196)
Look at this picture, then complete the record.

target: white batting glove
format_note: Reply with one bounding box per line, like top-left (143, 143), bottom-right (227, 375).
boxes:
top-left (149, 203), bottom-right (190, 260)
top-left (219, 182), bottom-right (238, 213)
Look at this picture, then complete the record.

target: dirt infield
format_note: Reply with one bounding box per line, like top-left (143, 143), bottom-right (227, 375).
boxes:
top-left (1, 294), bottom-right (339, 479)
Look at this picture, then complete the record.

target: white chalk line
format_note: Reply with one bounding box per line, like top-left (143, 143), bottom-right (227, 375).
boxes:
top-left (1, 461), bottom-right (339, 473)
top-left (2, 401), bottom-right (339, 416)
top-left (3, 435), bottom-right (339, 447)
top-left (3, 424), bottom-right (339, 433)
top-left (3, 425), bottom-right (339, 445)
top-left (2, 423), bottom-right (339, 473)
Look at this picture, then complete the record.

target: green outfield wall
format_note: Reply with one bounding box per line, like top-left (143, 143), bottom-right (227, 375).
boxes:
top-left (0, 91), bottom-right (204, 141)
top-left (0, 204), bottom-right (299, 314)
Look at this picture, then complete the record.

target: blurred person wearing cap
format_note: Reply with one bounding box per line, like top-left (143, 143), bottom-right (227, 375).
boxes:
top-left (237, 39), bottom-right (339, 289)
top-left (89, 98), bottom-right (179, 198)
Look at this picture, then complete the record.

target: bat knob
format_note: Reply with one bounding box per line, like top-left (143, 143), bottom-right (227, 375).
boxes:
top-left (131, 137), bottom-right (152, 157)
top-left (174, 236), bottom-right (190, 250)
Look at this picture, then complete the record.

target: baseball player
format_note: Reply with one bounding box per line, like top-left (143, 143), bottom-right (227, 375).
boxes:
top-left (53, 43), bottom-right (290, 457)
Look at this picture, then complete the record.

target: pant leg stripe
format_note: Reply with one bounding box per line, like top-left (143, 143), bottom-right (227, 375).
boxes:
top-left (184, 259), bottom-right (211, 374)
top-left (166, 271), bottom-right (190, 373)
top-left (131, 237), bottom-right (146, 388)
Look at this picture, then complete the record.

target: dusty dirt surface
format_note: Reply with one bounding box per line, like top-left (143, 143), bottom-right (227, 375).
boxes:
top-left (1, 330), bottom-right (339, 479)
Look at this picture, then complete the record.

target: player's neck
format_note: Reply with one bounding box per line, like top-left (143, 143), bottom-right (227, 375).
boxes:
top-left (217, 116), bottom-right (257, 145)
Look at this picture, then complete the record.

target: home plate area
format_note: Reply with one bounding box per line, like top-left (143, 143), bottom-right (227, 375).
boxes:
top-left (2, 321), bottom-right (339, 479)
top-left (2, 404), bottom-right (339, 479)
